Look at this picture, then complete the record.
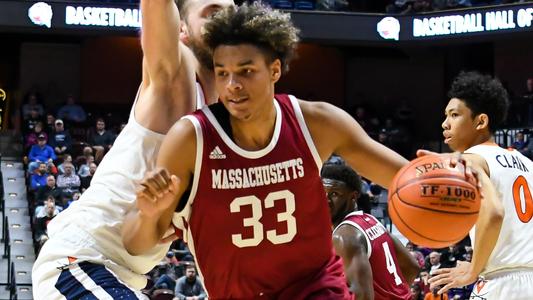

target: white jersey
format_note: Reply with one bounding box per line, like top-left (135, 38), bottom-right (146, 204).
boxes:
top-left (465, 144), bottom-right (533, 275)
top-left (37, 83), bottom-right (206, 290)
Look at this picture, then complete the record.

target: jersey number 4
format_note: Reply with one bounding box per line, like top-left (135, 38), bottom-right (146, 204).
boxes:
top-left (513, 175), bottom-right (533, 223)
top-left (383, 242), bottom-right (403, 285)
top-left (230, 190), bottom-right (297, 248)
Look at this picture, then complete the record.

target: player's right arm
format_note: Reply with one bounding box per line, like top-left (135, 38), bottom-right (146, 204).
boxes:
top-left (136, 0), bottom-right (197, 134)
top-left (390, 234), bottom-right (420, 284)
top-left (429, 154), bottom-right (504, 294)
top-left (122, 119), bottom-right (196, 255)
top-left (332, 225), bottom-right (374, 300)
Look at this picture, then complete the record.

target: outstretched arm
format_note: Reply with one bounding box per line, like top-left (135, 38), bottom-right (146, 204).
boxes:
top-left (122, 119), bottom-right (196, 255)
top-left (136, 0), bottom-right (197, 133)
top-left (390, 234), bottom-right (420, 284)
top-left (301, 100), bottom-right (408, 188)
top-left (429, 154), bottom-right (504, 294)
top-left (333, 224), bottom-right (374, 300)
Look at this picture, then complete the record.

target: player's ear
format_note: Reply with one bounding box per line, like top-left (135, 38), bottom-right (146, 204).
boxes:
top-left (270, 59), bottom-right (282, 83)
top-left (476, 114), bottom-right (489, 130)
top-left (179, 21), bottom-right (190, 43)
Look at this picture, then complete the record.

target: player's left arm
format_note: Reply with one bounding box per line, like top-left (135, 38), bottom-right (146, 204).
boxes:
top-left (390, 234), bottom-right (420, 284)
top-left (429, 153), bottom-right (504, 294)
top-left (332, 224), bottom-right (374, 300)
top-left (300, 100), bottom-right (408, 188)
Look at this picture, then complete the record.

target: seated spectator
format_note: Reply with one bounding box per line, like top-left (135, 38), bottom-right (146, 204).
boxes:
top-left (56, 162), bottom-right (81, 195)
top-left (175, 265), bottom-right (207, 300)
top-left (78, 155), bottom-right (95, 177)
top-left (87, 118), bottom-right (115, 163)
top-left (35, 196), bottom-right (63, 217)
top-left (28, 134), bottom-right (56, 173)
top-left (35, 175), bottom-right (63, 205)
top-left (80, 162), bottom-right (97, 192)
top-left (45, 113), bottom-right (55, 135)
top-left (30, 162), bottom-right (49, 191)
top-left (58, 154), bottom-right (74, 174)
top-left (25, 121), bottom-right (47, 151)
top-left (57, 95), bottom-right (87, 123)
top-left (64, 191), bottom-right (81, 209)
top-left (153, 251), bottom-right (181, 291)
top-left (23, 107), bottom-right (43, 136)
top-left (427, 251), bottom-right (442, 275)
top-left (49, 119), bottom-right (72, 156)
top-left (35, 200), bottom-right (58, 249)
top-left (411, 284), bottom-right (424, 300)
top-left (511, 131), bottom-right (531, 158)
top-left (22, 92), bottom-right (44, 120)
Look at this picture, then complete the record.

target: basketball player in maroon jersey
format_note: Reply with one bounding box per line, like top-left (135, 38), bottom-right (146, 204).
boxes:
top-left (122, 3), bottom-right (409, 299)
top-left (323, 163), bottom-right (419, 300)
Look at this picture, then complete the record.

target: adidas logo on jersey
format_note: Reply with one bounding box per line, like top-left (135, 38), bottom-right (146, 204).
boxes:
top-left (209, 146), bottom-right (226, 159)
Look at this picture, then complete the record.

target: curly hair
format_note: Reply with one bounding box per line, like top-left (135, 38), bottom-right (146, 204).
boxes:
top-left (203, 2), bottom-right (299, 73)
top-left (320, 164), bottom-right (362, 195)
top-left (448, 71), bottom-right (509, 133)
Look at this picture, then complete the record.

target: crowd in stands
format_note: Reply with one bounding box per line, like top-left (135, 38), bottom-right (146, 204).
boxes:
top-left (20, 91), bottom-right (206, 299)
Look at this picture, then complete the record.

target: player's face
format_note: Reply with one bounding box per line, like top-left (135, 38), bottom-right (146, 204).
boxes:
top-left (181, 0), bottom-right (233, 69)
top-left (213, 44), bottom-right (281, 122)
top-left (442, 98), bottom-right (480, 152)
top-left (322, 178), bottom-right (357, 224)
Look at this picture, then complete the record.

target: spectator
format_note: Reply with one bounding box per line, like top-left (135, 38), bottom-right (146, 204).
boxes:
top-left (28, 133), bottom-right (56, 173)
top-left (78, 155), bottom-right (95, 178)
top-left (30, 162), bottom-right (49, 191)
top-left (35, 196), bottom-right (62, 218)
top-left (411, 284), bottom-right (424, 300)
top-left (428, 251), bottom-right (442, 275)
top-left (174, 265), bottom-right (207, 300)
top-left (23, 107), bottom-right (43, 136)
top-left (87, 118), bottom-right (115, 163)
top-left (511, 131), bottom-right (531, 158)
top-left (80, 162), bottom-right (97, 192)
top-left (56, 162), bottom-right (81, 195)
top-left (64, 191), bottom-right (81, 209)
top-left (153, 251), bottom-right (181, 291)
top-left (58, 154), bottom-right (74, 174)
top-left (45, 113), bottom-right (55, 135)
top-left (49, 119), bottom-right (72, 156)
top-left (407, 242), bottom-right (426, 268)
top-left (22, 92), bottom-right (44, 120)
top-left (35, 175), bottom-right (63, 205)
top-left (57, 95), bottom-right (87, 123)
top-left (35, 200), bottom-right (58, 248)
top-left (25, 121), bottom-right (47, 151)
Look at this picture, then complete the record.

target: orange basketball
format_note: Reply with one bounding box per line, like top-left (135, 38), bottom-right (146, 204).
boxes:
top-left (388, 154), bottom-right (481, 248)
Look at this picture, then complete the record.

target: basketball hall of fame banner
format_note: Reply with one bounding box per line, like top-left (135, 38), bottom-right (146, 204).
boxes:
top-left (0, 0), bottom-right (531, 42)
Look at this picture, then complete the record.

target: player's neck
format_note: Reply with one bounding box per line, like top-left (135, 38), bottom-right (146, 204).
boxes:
top-left (197, 65), bottom-right (218, 105)
top-left (229, 101), bottom-right (277, 151)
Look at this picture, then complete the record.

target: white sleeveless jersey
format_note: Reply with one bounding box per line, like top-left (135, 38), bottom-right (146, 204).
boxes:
top-left (465, 144), bottom-right (533, 275)
top-left (45, 83), bottom-right (206, 287)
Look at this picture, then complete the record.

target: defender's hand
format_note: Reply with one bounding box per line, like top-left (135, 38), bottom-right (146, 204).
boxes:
top-left (136, 168), bottom-right (180, 219)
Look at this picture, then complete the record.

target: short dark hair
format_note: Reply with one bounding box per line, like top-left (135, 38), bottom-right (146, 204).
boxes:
top-left (320, 164), bottom-right (362, 194)
top-left (203, 2), bottom-right (299, 73)
top-left (448, 71), bottom-right (509, 133)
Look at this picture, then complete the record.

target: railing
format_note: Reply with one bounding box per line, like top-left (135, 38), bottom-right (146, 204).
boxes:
top-left (3, 217), bottom-right (11, 292)
top-left (9, 262), bottom-right (17, 300)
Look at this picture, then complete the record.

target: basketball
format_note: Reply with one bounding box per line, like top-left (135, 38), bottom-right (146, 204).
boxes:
top-left (388, 154), bottom-right (481, 248)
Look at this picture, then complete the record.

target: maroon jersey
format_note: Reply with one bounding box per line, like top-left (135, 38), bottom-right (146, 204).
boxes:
top-left (335, 211), bottom-right (411, 300)
top-left (173, 95), bottom-right (349, 299)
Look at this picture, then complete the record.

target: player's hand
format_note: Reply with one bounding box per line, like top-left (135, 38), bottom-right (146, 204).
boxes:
top-left (159, 225), bottom-right (180, 244)
top-left (428, 260), bottom-right (478, 295)
top-left (136, 168), bottom-right (180, 219)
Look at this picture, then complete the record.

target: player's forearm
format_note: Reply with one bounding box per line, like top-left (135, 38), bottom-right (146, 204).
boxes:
top-left (122, 210), bottom-right (162, 255)
top-left (140, 0), bottom-right (181, 82)
top-left (470, 172), bottom-right (504, 277)
top-left (346, 259), bottom-right (374, 300)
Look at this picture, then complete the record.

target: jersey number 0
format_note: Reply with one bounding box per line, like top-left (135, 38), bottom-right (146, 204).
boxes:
top-left (230, 190), bottom-right (297, 248)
